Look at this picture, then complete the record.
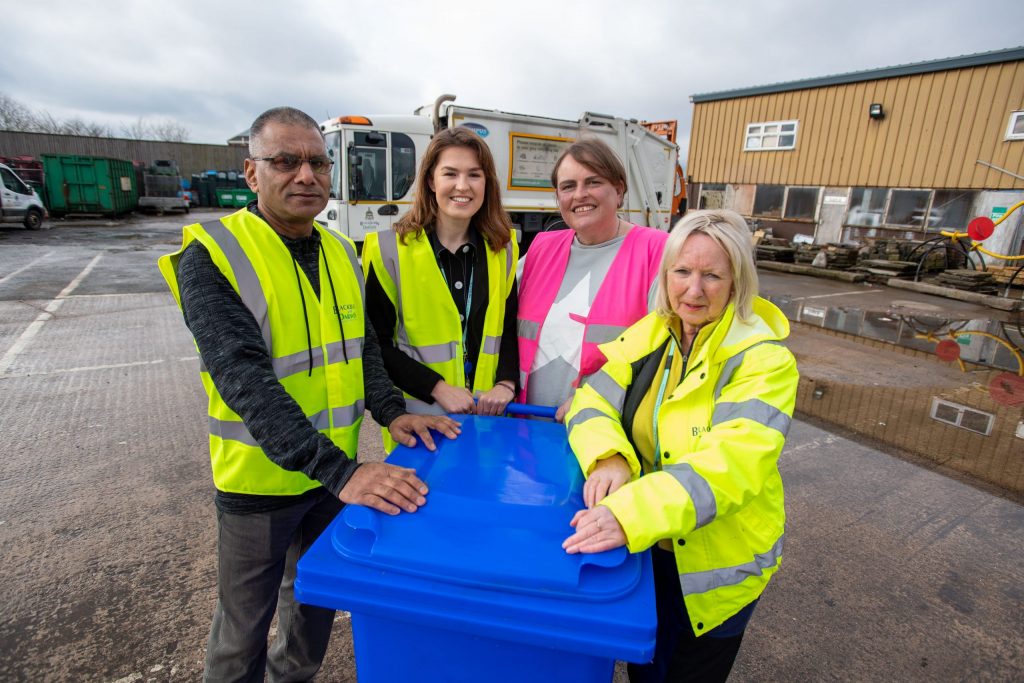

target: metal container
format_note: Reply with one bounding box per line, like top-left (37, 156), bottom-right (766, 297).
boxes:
top-left (41, 154), bottom-right (138, 216)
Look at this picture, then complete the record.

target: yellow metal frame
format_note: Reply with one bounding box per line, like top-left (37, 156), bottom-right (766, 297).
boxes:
top-left (939, 200), bottom-right (1024, 261)
top-left (916, 330), bottom-right (1023, 376)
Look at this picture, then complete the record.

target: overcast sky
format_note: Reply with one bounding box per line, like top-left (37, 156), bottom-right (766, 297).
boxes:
top-left (2, 0), bottom-right (1022, 162)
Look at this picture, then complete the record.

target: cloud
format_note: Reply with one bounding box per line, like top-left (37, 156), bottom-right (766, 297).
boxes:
top-left (0, 0), bottom-right (1021, 147)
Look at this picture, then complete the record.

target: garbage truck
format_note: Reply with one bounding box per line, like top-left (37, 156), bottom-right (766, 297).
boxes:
top-left (316, 95), bottom-right (681, 250)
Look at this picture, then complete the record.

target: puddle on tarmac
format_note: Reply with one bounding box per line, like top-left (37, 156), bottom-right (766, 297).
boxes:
top-left (767, 294), bottom-right (1024, 373)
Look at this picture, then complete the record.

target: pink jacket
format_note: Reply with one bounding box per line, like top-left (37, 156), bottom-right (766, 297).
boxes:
top-left (517, 226), bottom-right (668, 402)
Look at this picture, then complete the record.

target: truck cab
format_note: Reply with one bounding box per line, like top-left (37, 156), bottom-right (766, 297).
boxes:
top-left (316, 115), bottom-right (433, 243)
top-left (317, 97), bottom-right (679, 252)
top-left (0, 163), bottom-right (47, 230)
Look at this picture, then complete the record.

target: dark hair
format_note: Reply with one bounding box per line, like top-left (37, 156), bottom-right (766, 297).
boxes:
top-left (550, 137), bottom-right (627, 201)
top-left (395, 128), bottom-right (512, 251)
top-left (249, 107), bottom-right (322, 155)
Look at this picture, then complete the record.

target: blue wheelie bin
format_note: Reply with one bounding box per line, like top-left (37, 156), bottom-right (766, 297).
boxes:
top-left (295, 411), bottom-right (656, 683)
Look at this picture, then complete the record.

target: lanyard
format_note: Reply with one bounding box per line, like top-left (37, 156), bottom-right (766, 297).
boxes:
top-left (651, 342), bottom-right (676, 470)
top-left (439, 256), bottom-right (474, 388)
top-left (652, 332), bottom-right (693, 470)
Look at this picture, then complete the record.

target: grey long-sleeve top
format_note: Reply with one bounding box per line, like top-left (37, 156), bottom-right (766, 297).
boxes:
top-left (176, 207), bottom-right (406, 514)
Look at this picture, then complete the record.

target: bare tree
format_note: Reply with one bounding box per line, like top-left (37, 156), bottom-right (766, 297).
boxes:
top-left (32, 110), bottom-right (64, 134)
top-left (121, 116), bottom-right (151, 140)
top-left (0, 93), bottom-right (36, 131)
top-left (78, 121), bottom-right (112, 137)
top-left (0, 92), bottom-right (186, 141)
top-left (150, 119), bottom-right (190, 142)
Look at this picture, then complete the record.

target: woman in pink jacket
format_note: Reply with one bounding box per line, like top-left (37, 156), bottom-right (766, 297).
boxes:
top-left (517, 138), bottom-right (668, 420)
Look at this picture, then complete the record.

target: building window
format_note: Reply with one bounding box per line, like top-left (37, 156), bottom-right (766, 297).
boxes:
top-left (930, 190), bottom-right (974, 229)
top-left (847, 188), bottom-right (888, 227)
top-left (744, 120), bottom-right (798, 151)
top-left (753, 185), bottom-right (785, 217)
top-left (784, 187), bottom-right (820, 220)
top-left (698, 183), bottom-right (726, 210)
top-left (845, 188), bottom-right (976, 231)
top-left (1006, 111), bottom-right (1024, 140)
top-left (887, 190), bottom-right (931, 227)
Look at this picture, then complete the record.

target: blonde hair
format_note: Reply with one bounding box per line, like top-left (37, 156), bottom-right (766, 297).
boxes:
top-left (655, 209), bottom-right (759, 323)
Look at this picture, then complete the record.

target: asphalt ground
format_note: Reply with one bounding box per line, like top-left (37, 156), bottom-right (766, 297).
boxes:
top-left (0, 211), bottom-right (1021, 682)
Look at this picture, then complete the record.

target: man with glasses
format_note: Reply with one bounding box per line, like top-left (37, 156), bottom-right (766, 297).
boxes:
top-left (159, 107), bottom-right (460, 682)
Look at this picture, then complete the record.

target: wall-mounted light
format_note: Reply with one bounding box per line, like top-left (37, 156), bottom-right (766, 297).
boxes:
top-left (869, 103), bottom-right (885, 120)
top-left (812, 386), bottom-right (826, 400)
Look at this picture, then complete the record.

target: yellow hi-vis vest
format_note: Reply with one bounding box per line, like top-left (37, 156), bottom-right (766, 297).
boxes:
top-left (566, 300), bottom-right (798, 635)
top-left (363, 229), bottom-right (516, 449)
top-left (158, 209), bottom-right (366, 495)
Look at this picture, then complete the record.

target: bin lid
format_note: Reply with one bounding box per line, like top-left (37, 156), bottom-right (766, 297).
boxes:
top-left (297, 415), bottom-right (655, 662)
top-left (329, 415), bottom-right (639, 600)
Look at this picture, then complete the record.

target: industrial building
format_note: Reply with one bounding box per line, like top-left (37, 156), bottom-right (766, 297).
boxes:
top-left (686, 46), bottom-right (1024, 262)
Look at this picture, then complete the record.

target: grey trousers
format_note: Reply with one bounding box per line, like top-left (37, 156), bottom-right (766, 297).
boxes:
top-left (203, 490), bottom-right (344, 683)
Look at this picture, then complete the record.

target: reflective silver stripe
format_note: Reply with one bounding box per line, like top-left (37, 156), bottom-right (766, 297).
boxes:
top-left (404, 397), bottom-right (447, 416)
top-left (326, 338), bottom-right (364, 361)
top-left (584, 369), bottom-right (626, 414)
top-left (680, 533), bottom-right (784, 595)
top-left (566, 407), bottom-right (607, 438)
top-left (208, 417), bottom-right (259, 447)
top-left (273, 347), bottom-right (324, 378)
top-left (271, 338), bottom-right (365, 378)
top-left (518, 319), bottom-right (540, 340)
top-left (332, 400), bottom-right (365, 427)
top-left (714, 342), bottom-right (786, 401)
top-left (376, 230), bottom-right (409, 349)
top-left (482, 335), bottom-right (501, 355)
top-left (712, 399), bottom-right (792, 436)
top-left (202, 220), bottom-right (272, 352)
top-left (504, 242), bottom-right (514, 279)
top-left (309, 409), bottom-right (331, 431)
top-left (321, 227), bottom-right (366, 307)
top-left (209, 403), bottom-right (362, 448)
top-left (309, 403), bottom-right (365, 431)
top-left (584, 324), bottom-right (626, 345)
top-left (399, 340), bottom-right (458, 364)
top-left (663, 462), bottom-right (717, 529)
top-left (519, 369), bottom-right (528, 389)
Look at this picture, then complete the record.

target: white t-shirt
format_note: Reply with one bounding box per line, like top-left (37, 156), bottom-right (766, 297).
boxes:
top-left (524, 234), bottom-right (627, 408)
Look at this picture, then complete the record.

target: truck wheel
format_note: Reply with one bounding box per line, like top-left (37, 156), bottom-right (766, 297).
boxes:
top-left (24, 208), bottom-right (43, 230)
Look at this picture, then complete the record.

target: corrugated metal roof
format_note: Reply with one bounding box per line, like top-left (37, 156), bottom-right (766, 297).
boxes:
top-left (690, 45), bottom-right (1024, 103)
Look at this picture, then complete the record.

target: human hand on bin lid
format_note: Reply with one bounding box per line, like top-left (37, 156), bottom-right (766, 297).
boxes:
top-left (340, 462), bottom-right (429, 515)
top-left (554, 394), bottom-right (574, 423)
top-left (388, 413), bottom-right (461, 451)
top-left (430, 380), bottom-right (475, 414)
top-left (562, 505), bottom-right (626, 554)
top-left (475, 381), bottom-right (515, 416)
top-left (582, 454), bottom-right (631, 508)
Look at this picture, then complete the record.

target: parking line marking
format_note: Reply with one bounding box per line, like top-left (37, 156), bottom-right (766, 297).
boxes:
top-left (0, 251), bottom-right (55, 286)
top-left (792, 290), bottom-right (885, 301)
top-left (0, 356), bottom-right (197, 379)
top-left (0, 253), bottom-right (104, 376)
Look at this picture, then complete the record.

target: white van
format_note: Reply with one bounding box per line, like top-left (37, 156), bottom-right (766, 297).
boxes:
top-left (0, 163), bottom-right (47, 230)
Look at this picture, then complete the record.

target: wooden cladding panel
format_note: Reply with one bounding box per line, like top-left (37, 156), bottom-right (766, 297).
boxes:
top-left (689, 60), bottom-right (1024, 189)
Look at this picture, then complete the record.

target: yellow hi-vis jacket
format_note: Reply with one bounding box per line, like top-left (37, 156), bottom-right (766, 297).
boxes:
top-left (158, 209), bottom-right (366, 495)
top-left (566, 298), bottom-right (798, 635)
top-left (362, 228), bottom-right (516, 448)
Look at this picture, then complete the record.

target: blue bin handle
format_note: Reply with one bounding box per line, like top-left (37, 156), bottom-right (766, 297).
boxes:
top-left (502, 402), bottom-right (558, 419)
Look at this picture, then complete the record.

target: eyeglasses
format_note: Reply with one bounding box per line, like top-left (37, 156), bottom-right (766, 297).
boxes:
top-left (250, 154), bottom-right (334, 175)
